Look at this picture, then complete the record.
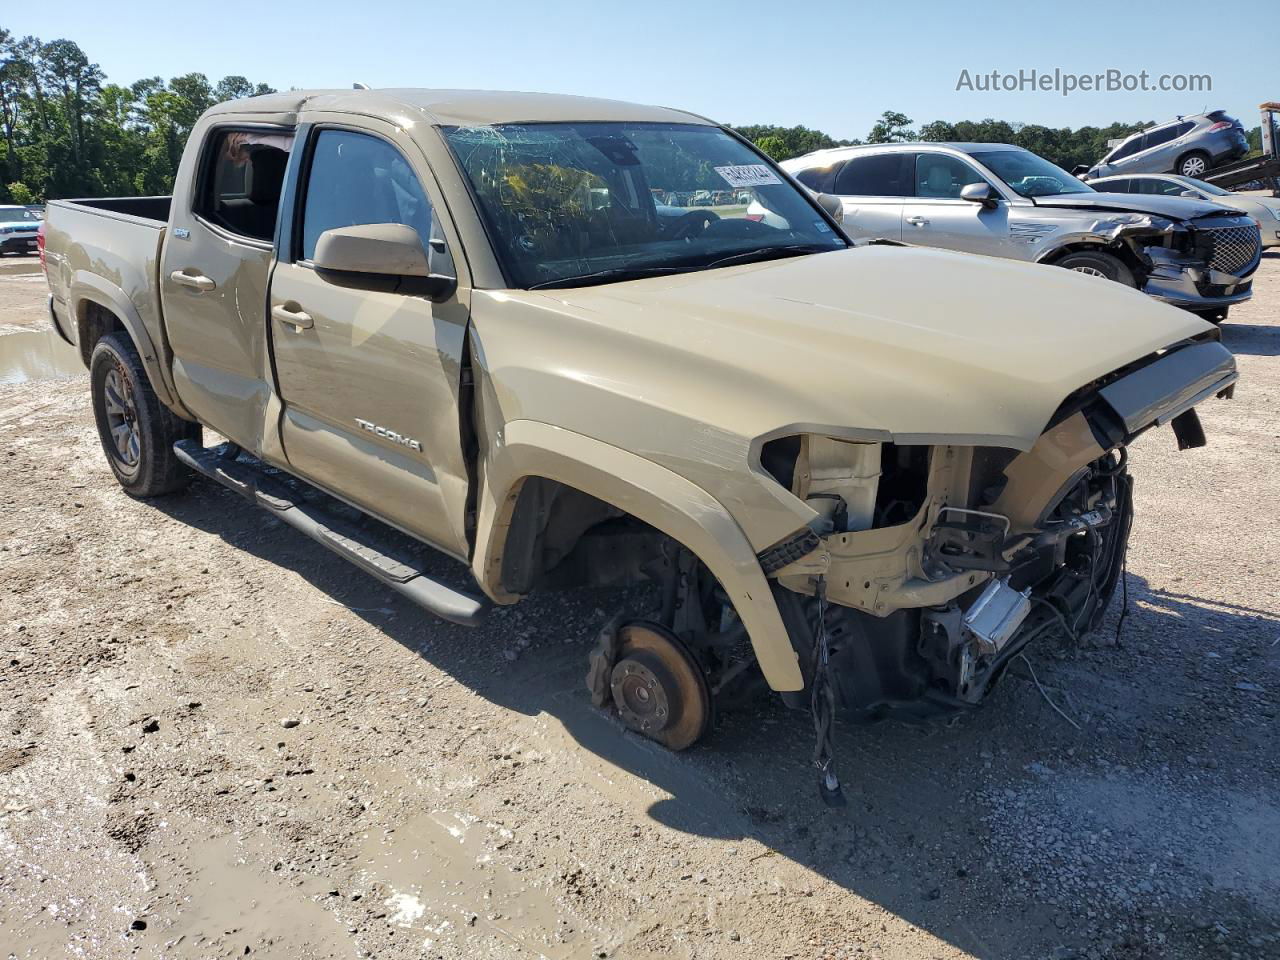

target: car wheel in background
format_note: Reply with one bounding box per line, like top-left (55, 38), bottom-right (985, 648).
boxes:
top-left (90, 332), bottom-right (200, 497)
top-left (1055, 250), bottom-right (1137, 287)
top-left (1177, 151), bottom-right (1211, 178)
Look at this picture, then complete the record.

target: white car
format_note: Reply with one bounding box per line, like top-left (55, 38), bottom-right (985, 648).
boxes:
top-left (1089, 173), bottom-right (1280, 248)
top-left (0, 205), bottom-right (42, 256)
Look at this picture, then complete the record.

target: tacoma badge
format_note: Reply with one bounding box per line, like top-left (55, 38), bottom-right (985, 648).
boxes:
top-left (354, 418), bottom-right (423, 452)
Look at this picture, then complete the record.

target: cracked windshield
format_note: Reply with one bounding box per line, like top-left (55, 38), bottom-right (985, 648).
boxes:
top-left (444, 121), bottom-right (846, 288)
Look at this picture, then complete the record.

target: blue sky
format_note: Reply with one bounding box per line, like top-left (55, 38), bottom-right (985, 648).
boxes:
top-left (8, 0), bottom-right (1276, 139)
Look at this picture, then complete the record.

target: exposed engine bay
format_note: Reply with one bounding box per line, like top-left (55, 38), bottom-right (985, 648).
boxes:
top-left (759, 336), bottom-right (1234, 721)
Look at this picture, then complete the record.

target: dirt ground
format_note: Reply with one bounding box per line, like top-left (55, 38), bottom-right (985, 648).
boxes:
top-left (1, 248), bottom-right (1278, 960)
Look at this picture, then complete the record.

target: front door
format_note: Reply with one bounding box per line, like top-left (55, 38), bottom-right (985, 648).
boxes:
top-left (267, 122), bottom-right (472, 559)
top-left (902, 152), bottom-right (1011, 258)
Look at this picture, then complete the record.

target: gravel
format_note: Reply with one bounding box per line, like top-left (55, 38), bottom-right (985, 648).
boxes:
top-left (1, 250), bottom-right (1278, 959)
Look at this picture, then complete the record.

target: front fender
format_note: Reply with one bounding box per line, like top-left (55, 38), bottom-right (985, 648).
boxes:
top-left (472, 419), bottom-right (804, 692)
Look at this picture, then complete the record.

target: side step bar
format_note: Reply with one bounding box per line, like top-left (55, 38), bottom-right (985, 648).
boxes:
top-left (173, 440), bottom-right (489, 627)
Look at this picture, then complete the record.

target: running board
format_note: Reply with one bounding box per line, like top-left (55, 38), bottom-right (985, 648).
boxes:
top-left (173, 440), bottom-right (488, 627)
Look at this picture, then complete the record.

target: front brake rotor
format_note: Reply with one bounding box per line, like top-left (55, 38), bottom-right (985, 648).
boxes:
top-left (608, 621), bottom-right (710, 751)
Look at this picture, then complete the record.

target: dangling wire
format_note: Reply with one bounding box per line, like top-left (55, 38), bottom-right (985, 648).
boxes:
top-left (810, 578), bottom-right (845, 807)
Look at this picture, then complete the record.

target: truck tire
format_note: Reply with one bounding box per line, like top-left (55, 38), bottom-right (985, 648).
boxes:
top-left (1055, 250), bottom-right (1137, 287)
top-left (90, 331), bottom-right (199, 497)
top-left (1176, 151), bottom-right (1210, 178)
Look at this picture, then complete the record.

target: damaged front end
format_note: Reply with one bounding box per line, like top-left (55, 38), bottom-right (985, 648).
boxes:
top-left (1047, 210), bottom-right (1262, 314)
top-left (763, 337), bottom-right (1236, 722)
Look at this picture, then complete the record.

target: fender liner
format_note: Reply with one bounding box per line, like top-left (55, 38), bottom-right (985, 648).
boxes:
top-left (69, 271), bottom-right (192, 418)
top-left (473, 419), bottom-right (804, 692)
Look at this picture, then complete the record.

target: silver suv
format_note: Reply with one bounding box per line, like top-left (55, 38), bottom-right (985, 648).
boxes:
top-left (1083, 111), bottom-right (1249, 180)
top-left (783, 142), bottom-right (1262, 322)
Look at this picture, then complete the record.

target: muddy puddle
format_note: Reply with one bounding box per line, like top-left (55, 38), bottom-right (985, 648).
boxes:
top-left (357, 805), bottom-right (591, 959)
top-left (0, 329), bottom-right (83, 385)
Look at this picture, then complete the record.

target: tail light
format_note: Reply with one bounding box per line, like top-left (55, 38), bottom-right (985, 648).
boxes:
top-left (37, 221), bottom-right (46, 272)
top-left (1206, 121), bottom-right (1232, 132)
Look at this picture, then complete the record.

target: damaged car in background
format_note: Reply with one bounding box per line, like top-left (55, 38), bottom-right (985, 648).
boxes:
top-left (784, 142), bottom-right (1263, 323)
top-left (41, 89), bottom-right (1238, 802)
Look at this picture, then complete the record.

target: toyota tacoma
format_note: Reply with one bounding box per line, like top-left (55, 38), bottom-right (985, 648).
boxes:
top-left (42, 89), bottom-right (1236, 797)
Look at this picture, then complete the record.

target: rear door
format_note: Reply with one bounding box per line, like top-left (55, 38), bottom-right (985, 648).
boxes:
top-left (267, 118), bottom-right (472, 559)
top-left (829, 153), bottom-right (910, 241)
top-left (901, 152), bottom-right (1011, 257)
top-left (161, 125), bottom-right (295, 450)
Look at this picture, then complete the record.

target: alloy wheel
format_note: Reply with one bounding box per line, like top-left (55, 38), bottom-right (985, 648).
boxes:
top-left (103, 364), bottom-right (141, 468)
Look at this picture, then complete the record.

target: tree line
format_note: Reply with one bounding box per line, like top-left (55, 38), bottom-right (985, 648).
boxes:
top-left (0, 29), bottom-right (273, 203)
top-left (737, 110), bottom-right (1265, 171)
top-left (0, 28), bottom-right (1264, 203)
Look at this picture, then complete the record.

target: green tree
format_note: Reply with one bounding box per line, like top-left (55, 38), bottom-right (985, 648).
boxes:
top-left (866, 110), bottom-right (914, 144)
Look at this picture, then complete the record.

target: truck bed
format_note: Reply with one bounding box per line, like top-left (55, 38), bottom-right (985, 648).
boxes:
top-left (66, 196), bottom-right (173, 223)
top-left (43, 196), bottom-right (172, 370)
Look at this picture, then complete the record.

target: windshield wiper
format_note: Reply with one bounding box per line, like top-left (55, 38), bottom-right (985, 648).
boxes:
top-left (528, 265), bottom-right (693, 290)
top-left (701, 243), bottom-right (837, 270)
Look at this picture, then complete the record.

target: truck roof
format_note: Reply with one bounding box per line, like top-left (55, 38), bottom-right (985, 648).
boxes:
top-left (204, 88), bottom-right (714, 127)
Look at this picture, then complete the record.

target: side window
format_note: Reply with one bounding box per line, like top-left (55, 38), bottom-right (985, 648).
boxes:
top-left (1108, 136), bottom-right (1144, 162)
top-left (1173, 121), bottom-right (1195, 139)
top-left (1097, 178), bottom-right (1132, 193)
top-left (300, 130), bottom-right (444, 271)
top-left (1144, 125), bottom-right (1180, 149)
top-left (912, 153), bottom-right (992, 199)
top-left (1139, 178), bottom-right (1192, 197)
top-left (792, 162), bottom-right (841, 194)
top-left (197, 128), bottom-right (294, 243)
top-left (832, 153), bottom-right (911, 197)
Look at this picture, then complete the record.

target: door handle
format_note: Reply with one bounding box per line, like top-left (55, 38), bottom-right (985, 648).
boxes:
top-left (906, 216), bottom-right (930, 227)
top-left (271, 303), bottom-right (314, 330)
top-left (169, 270), bottom-right (216, 292)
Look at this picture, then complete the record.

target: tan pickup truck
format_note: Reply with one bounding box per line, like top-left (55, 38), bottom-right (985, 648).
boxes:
top-left (43, 89), bottom-right (1236, 794)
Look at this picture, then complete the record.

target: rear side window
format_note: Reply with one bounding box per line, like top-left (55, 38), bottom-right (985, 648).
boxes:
top-left (832, 153), bottom-right (912, 197)
top-left (1174, 121), bottom-right (1195, 138)
top-left (197, 128), bottom-right (294, 243)
top-left (1096, 178), bottom-right (1133, 193)
top-left (792, 162), bottom-right (841, 194)
top-left (300, 130), bottom-right (436, 263)
top-left (1144, 124), bottom-right (1181, 149)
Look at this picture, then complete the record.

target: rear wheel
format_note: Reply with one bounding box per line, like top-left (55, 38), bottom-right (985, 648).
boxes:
top-left (1056, 250), bottom-right (1137, 287)
top-left (1177, 151), bottom-right (1211, 178)
top-left (90, 332), bottom-right (199, 497)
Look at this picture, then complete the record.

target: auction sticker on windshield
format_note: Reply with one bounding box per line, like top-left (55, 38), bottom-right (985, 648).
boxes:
top-left (714, 164), bottom-right (782, 188)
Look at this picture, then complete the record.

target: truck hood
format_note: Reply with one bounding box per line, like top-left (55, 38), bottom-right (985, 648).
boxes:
top-left (1032, 192), bottom-right (1235, 221)
top-left (505, 246), bottom-right (1211, 452)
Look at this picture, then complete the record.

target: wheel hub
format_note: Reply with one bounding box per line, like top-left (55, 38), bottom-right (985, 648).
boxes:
top-left (103, 364), bottom-right (141, 467)
top-left (610, 656), bottom-right (671, 733)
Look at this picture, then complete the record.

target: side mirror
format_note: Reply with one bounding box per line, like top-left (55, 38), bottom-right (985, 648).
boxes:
top-left (813, 192), bottom-right (844, 224)
top-left (960, 182), bottom-right (999, 210)
top-left (1071, 165), bottom-right (1090, 177)
top-left (1180, 189), bottom-right (1200, 198)
top-left (313, 223), bottom-right (457, 302)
